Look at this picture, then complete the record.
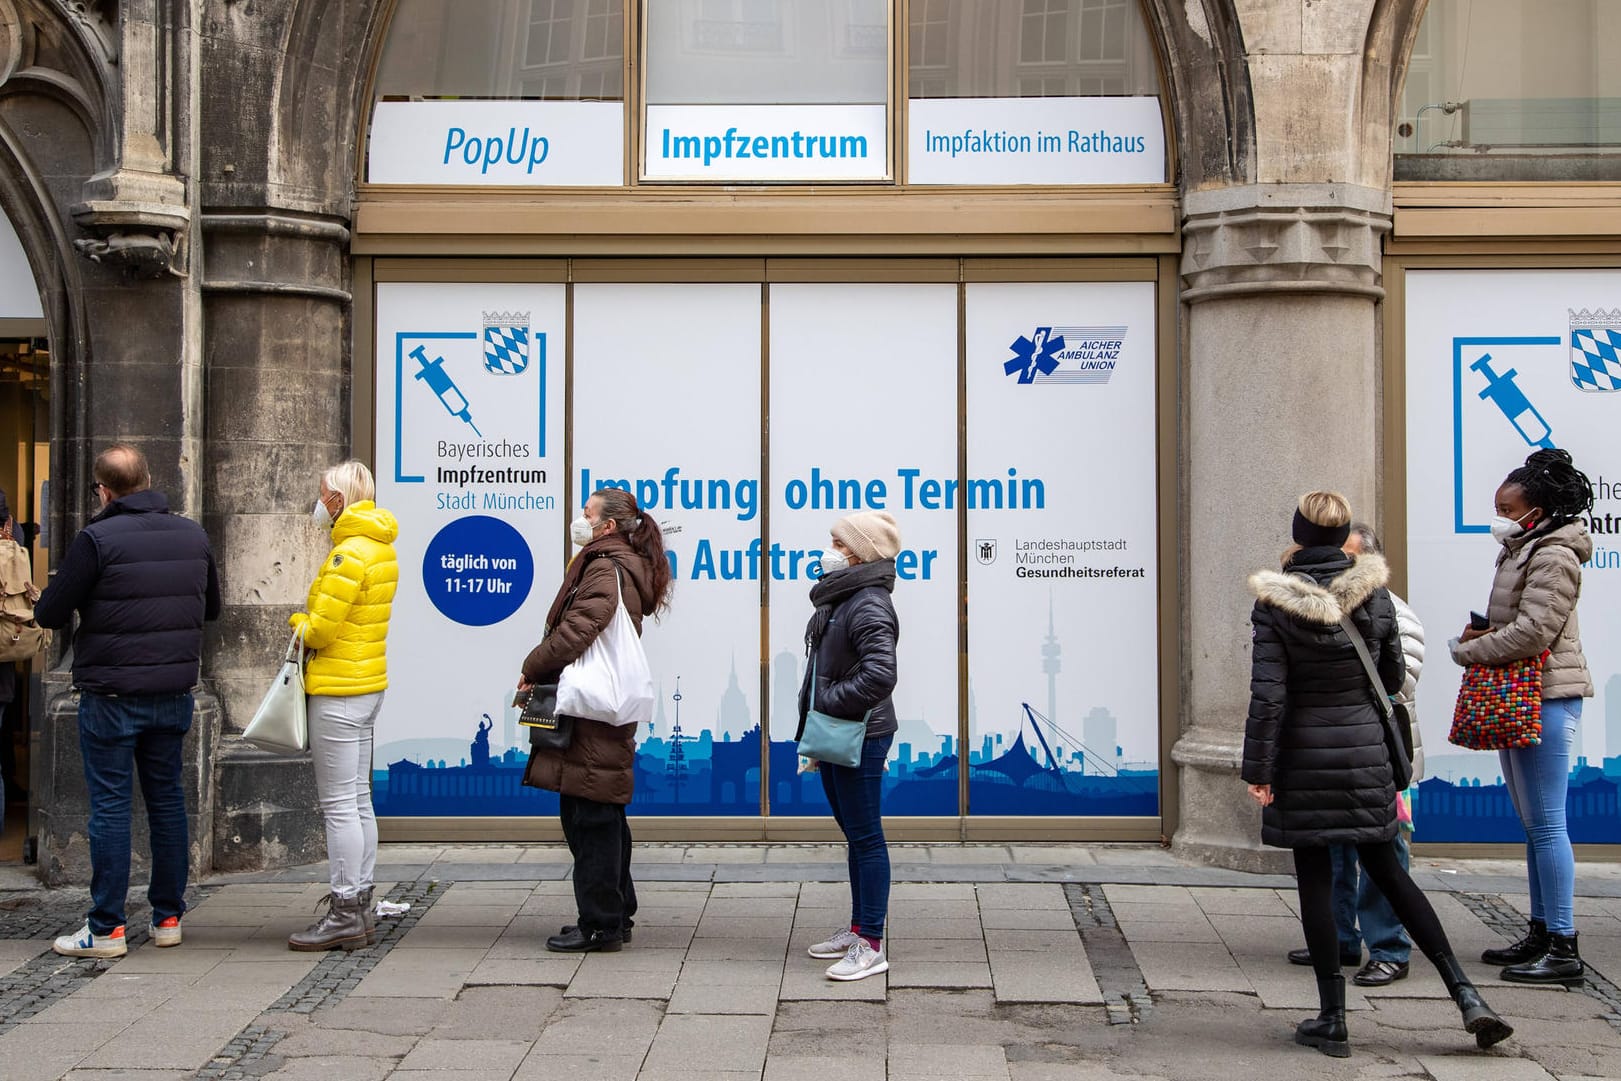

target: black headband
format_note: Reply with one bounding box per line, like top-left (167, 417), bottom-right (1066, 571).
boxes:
top-left (1293, 509), bottom-right (1350, 549)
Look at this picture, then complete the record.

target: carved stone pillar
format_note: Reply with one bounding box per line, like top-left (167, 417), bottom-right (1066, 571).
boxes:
top-left (1171, 183), bottom-right (1391, 872)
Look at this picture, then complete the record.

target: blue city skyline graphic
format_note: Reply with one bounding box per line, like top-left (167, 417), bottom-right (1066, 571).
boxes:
top-left (373, 596), bottom-right (1159, 818)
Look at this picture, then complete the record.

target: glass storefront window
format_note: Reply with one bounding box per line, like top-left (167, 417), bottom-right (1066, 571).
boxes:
top-left (374, 0), bottom-right (625, 102)
top-left (907, 0), bottom-right (1160, 100)
top-left (644, 1), bottom-right (889, 106)
top-left (1396, 0), bottom-right (1621, 181)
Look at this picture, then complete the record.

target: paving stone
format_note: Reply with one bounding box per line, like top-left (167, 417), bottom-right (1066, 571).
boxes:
top-left (1107, 901), bottom-right (1207, 926)
top-left (643, 1013), bottom-right (773, 1073)
top-left (399, 1037), bottom-right (532, 1072)
top-left (268, 1024), bottom-right (417, 1058)
top-left (311, 996), bottom-right (450, 1035)
top-left (976, 908), bottom-right (1077, 931)
top-left (77, 1012), bottom-right (257, 1070)
top-left (389, 1072), bottom-right (525, 1081)
top-left (429, 985), bottom-right (564, 1041)
top-left (1417, 1057), bottom-right (1558, 1081)
top-left (667, 980), bottom-right (781, 1015)
top-left (886, 938), bottom-right (988, 963)
top-left (106, 946), bottom-right (232, 975)
top-left (350, 947), bottom-right (487, 998)
top-left (988, 948), bottom-right (1102, 1004)
top-left (0, 941), bottom-right (43, 978)
top-left (1102, 884), bottom-right (1192, 904)
top-left (886, 961), bottom-right (994, 989)
top-left (512, 1056), bottom-right (644, 1081)
top-left (528, 998), bottom-right (663, 1055)
top-left (467, 957), bottom-right (581, 986)
top-left (564, 949), bottom-right (684, 999)
top-left (62, 1071), bottom-right (194, 1080)
top-left (692, 916), bottom-right (793, 940)
top-left (884, 917), bottom-right (984, 940)
top-left (1118, 919), bottom-right (1224, 943)
top-left (888, 1042), bottom-right (1011, 1079)
top-left (981, 929), bottom-right (1085, 953)
top-left (974, 884), bottom-right (1070, 910)
top-left (434, 847), bottom-right (528, 864)
top-left (888, 899), bottom-right (983, 920)
top-left (1129, 942), bottom-right (1254, 994)
top-left (1007, 845), bottom-right (1099, 866)
top-left (434, 886), bottom-right (536, 907)
top-left (927, 846), bottom-right (1014, 865)
top-left (888, 883), bottom-right (979, 900)
top-left (394, 922), bottom-right (507, 950)
top-left (259, 1055), bottom-right (398, 1080)
top-left (0, 1022), bottom-right (109, 1080)
top-left (763, 1053), bottom-right (888, 1081)
top-left (1187, 887), bottom-right (1296, 918)
top-left (684, 938), bottom-right (790, 962)
top-left (778, 959), bottom-right (885, 1001)
top-left (416, 904), bottom-right (523, 927)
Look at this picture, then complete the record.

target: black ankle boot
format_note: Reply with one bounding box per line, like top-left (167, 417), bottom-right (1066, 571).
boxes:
top-left (1482, 918), bottom-right (1548, 966)
top-left (1435, 954), bottom-right (1514, 1049)
top-left (1503, 932), bottom-right (1583, 987)
top-left (1294, 973), bottom-right (1349, 1058)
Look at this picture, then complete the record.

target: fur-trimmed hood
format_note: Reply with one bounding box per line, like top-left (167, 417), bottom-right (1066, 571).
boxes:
top-left (1248, 552), bottom-right (1390, 625)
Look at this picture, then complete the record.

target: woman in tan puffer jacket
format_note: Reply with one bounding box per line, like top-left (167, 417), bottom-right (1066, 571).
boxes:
top-left (1451, 448), bottom-right (1594, 987)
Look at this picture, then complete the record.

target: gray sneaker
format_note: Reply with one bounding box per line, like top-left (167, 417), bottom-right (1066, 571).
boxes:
top-left (825, 939), bottom-right (888, 981)
top-left (807, 928), bottom-right (860, 959)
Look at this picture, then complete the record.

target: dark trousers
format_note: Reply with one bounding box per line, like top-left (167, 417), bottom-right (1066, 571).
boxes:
top-left (560, 794), bottom-right (637, 935)
top-left (1294, 840), bottom-right (1450, 980)
top-left (78, 691), bottom-right (193, 935)
top-left (820, 732), bottom-right (893, 940)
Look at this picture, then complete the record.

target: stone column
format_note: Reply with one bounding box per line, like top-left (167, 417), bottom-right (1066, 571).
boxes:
top-left (1170, 183), bottom-right (1391, 871)
top-left (199, 212), bottom-right (351, 872)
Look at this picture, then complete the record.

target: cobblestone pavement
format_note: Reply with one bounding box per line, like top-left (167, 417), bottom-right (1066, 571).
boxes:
top-left (0, 843), bottom-right (1616, 1080)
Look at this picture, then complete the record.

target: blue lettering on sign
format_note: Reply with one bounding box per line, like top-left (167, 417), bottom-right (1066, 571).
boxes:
top-left (423, 515), bottom-right (535, 626)
top-left (659, 127), bottom-right (869, 166)
top-left (442, 127), bottom-right (551, 175)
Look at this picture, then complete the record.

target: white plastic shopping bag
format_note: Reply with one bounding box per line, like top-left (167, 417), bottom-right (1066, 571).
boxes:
top-left (556, 568), bottom-right (654, 728)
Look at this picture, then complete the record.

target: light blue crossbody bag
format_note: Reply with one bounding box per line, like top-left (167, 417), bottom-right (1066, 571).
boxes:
top-left (796, 658), bottom-right (871, 769)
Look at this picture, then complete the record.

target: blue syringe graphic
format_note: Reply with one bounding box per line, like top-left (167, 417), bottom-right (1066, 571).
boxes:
top-left (1471, 353), bottom-right (1554, 450)
top-left (410, 345), bottom-right (483, 437)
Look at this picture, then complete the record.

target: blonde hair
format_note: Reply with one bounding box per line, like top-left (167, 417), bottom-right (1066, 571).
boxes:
top-left (1282, 490), bottom-right (1353, 567)
top-left (323, 460), bottom-right (376, 506)
top-left (1298, 490), bottom-right (1351, 528)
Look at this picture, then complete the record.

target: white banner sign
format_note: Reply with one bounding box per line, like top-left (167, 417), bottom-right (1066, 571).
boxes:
top-left (965, 282), bottom-right (1160, 816)
top-left (372, 283), bottom-right (566, 815)
top-left (368, 101), bottom-right (625, 186)
top-left (908, 97), bottom-right (1164, 185)
top-left (644, 104), bottom-right (887, 181)
top-left (1405, 269), bottom-right (1621, 844)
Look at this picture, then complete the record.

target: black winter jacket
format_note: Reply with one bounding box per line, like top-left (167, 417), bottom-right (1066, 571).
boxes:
top-left (35, 490), bottom-right (220, 695)
top-left (1241, 548), bottom-right (1404, 849)
top-left (796, 581), bottom-right (899, 743)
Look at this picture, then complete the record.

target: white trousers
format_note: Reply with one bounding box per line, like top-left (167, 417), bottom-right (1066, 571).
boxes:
top-left (308, 691), bottom-right (383, 900)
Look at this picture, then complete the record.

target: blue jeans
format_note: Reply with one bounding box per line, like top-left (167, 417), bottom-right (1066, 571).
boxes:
top-left (1329, 833), bottom-right (1412, 963)
top-left (1500, 697), bottom-right (1580, 936)
top-left (820, 733), bottom-right (893, 940)
top-left (78, 691), bottom-right (193, 935)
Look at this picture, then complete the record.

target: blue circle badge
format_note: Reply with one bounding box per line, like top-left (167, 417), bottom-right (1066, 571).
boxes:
top-left (422, 515), bottom-right (535, 626)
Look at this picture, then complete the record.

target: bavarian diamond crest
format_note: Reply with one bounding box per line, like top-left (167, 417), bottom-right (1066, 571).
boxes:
top-left (1569, 307), bottom-right (1621, 393)
top-left (482, 311), bottom-right (531, 375)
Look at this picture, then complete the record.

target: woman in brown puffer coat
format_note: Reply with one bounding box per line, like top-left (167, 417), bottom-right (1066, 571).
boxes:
top-left (1451, 448), bottom-right (1594, 986)
top-left (519, 487), bottom-right (670, 954)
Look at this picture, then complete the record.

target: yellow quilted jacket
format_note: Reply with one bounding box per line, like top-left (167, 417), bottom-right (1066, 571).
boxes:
top-left (290, 501), bottom-right (399, 696)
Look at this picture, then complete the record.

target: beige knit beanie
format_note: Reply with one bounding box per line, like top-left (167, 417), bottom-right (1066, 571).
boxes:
top-left (830, 510), bottom-right (902, 564)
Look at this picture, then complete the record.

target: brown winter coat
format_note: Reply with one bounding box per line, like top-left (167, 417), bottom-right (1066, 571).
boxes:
top-left (1451, 521), bottom-right (1593, 701)
top-left (521, 535), bottom-right (656, 806)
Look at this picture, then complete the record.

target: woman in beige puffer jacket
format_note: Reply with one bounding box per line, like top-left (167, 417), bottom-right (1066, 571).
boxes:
top-left (1451, 449), bottom-right (1594, 988)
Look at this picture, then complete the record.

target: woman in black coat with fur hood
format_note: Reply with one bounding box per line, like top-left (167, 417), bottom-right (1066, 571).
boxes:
top-left (1242, 492), bottom-right (1511, 1058)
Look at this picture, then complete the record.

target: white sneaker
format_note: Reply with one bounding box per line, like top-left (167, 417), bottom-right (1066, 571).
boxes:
top-left (825, 939), bottom-right (888, 981)
top-left (53, 922), bottom-right (127, 959)
top-left (152, 916), bottom-right (182, 948)
top-left (807, 928), bottom-right (860, 959)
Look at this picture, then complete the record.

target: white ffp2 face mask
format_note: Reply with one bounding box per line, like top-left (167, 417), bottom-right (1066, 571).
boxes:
top-left (570, 516), bottom-right (596, 547)
top-left (313, 499), bottom-right (334, 530)
top-left (818, 551), bottom-right (850, 577)
top-left (1489, 510), bottom-right (1537, 545)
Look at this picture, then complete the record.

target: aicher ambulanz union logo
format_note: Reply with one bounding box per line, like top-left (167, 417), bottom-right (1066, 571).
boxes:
top-left (1004, 325), bottom-right (1127, 385)
top-left (482, 311), bottom-right (531, 375)
top-left (1569, 308), bottom-right (1621, 393)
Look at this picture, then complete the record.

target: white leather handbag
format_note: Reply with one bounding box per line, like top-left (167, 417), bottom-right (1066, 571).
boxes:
top-left (242, 628), bottom-right (309, 754)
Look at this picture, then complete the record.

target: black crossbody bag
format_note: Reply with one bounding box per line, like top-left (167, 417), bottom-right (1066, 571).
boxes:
top-left (1337, 613), bottom-right (1415, 791)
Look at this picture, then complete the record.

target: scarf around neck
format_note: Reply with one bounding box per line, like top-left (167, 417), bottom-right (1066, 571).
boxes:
top-left (804, 558), bottom-right (896, 652)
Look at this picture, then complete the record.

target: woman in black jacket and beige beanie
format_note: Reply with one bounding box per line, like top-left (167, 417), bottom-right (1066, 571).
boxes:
top-left (798, 510), bottom-right (901, 983)
top-left (1243, 491), bottom-right (1511, 1058)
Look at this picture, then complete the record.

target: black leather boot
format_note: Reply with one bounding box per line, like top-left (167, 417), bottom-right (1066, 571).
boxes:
top-left (545, 925), bottom-right (622, 953)
top-left (1503, 932), bottom-right (1584, 987)
top-left (288, 893), bottom-right (370, 952)
top-left (1294, 973), bottom-right (1349, 1058)
top-left (1482, 918), bottom-right (1548, 966)
top-left (359, 886), bottom-right (377, 945)
top-left (1435, 953), bottom-right (1514, 1049)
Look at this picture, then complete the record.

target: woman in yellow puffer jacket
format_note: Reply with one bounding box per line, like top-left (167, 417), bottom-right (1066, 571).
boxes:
top-left (286, 460), bottom-right (398, 953)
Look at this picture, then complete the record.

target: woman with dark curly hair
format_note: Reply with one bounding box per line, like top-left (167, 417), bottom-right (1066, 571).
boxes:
top-left (1453, 448), bottom-right (1595, 987)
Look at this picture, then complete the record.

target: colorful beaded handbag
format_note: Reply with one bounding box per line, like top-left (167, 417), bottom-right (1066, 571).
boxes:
top-left (1448, 651), bottom-right (1549, 751)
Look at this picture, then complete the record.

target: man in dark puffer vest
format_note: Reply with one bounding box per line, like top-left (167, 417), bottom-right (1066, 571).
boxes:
top-left (36, 445), bottom-right (220, 959)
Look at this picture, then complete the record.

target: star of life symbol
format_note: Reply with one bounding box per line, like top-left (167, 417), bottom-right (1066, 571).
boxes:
top-left (483, 311), bottom-right (531, 375)
top-left (1570, 308), bottom-right (1621, 392)
top-left (1005, 328), bottom-right (1064, 384)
